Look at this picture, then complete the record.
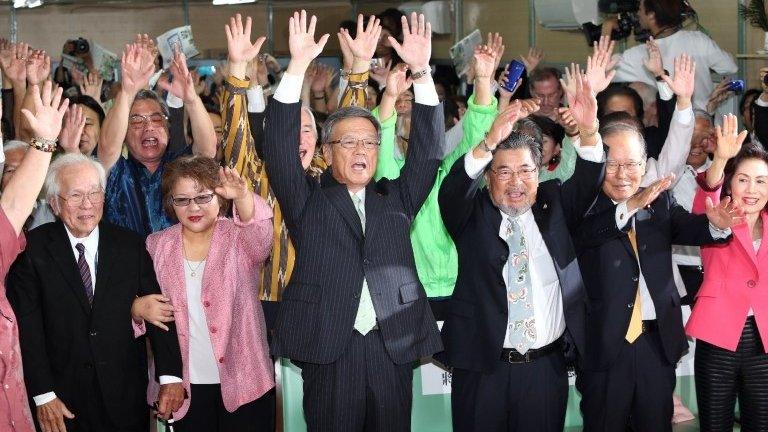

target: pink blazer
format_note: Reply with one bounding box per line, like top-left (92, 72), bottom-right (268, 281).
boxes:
top-left (686, 175), bottom-right (768, 352)
top-left (145, 194), bottom-right (275, 419)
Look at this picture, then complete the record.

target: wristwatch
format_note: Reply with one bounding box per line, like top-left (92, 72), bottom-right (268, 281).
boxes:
top-left (655, 69), bottom-right (669, 82)
top-left (29, 137), bottom-right (57, 153)
top-left (410, 67), bottom-right (430, 81)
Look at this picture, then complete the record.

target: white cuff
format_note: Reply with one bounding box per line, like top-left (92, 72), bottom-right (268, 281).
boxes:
top-left (247, 86), bottom-right (266, 113)
top-left (159, 375), bottom-right (183, 385)
top-left (33, 392), bottom-right (57, 406)
top-left (657, 81), bottom-right (674, 101)
top-left (615, 201), bottom-right (639, 230)
top-left (709, 224), bottom-right (731, 239)
top-left (464, 150), bottom-right (492, 179)
top-left (273, 73), bottom-right (304, 104)
top-left (674, 105), bottom-right (694, 126)
top-left (413, 80), bottom-right (440, 106)
top-left (337, 76), bottom-right (348, 104)
top-left (165, 92), bottom-right (184, 109)
top-left (572, 134), bottom-right (605, 162)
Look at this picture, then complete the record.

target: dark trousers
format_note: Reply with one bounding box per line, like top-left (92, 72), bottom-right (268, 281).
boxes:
top-left (173, 384), bottom-right (275, 432)
top-left (451, 349), bottom-right (568, 432)
top-left (297, 330), bottom-right (414, 432)
top-left (695, 316), bottom-right (768, 432)
top-left (42, 368), bottom-right (147, 432)
top-left (578, 330), bottom-right (676, 432)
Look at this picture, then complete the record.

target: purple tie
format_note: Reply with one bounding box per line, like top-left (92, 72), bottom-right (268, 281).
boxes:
top-left (75, 243), bottom-right (94, 305)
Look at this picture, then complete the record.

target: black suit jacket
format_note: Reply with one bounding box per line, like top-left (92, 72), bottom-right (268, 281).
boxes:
top-left (264, 100), bottom-right (444, 365)
top-left (7, 221), bottom-right (182, 424)
top-left (574, 191), bottom-right (727, 371)
top-left (437, 155), bottom-right (604, 373)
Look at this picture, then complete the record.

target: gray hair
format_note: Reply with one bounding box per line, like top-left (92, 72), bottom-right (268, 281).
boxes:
top-left (490, 131), bottom-right (543, 168)
top-left (301, 106), bottom-right (318, 139)
top-left (321, 106), bottom-right (381, 145)
top-left (515, 117), bottom-right (543, 147)
top-left (132, 89), bottom-right (170, 119)
top-left (600, 120), bottom-right (647, 159)
top-left (3, 140), bottom-right (29, 155)
top-left (44, 153), bottom-right (106, 206)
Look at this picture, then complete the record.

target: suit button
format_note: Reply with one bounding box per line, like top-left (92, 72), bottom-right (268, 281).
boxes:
top-left (627, 302), bottom-right (634, 309)
top-left (210, 327), bottom-right (217, 334)
top-left (499, 255), bottom-right (506, 264)
top-left (363, 259), bottom-right (371, 265)
top-left (219, 357), bottom-right (225, 363)
top-left (89, 331), bottom-right (98, 337)
top-left (84, 362), bottom-right (93, 369)
top-left (748, 280), bottom-right (756, 288)
top-left (640, 244), bottom-right (647, 251)
top-left (203, 301), bottom-right (210, 307)
top-left (353, 293), bottom-right (360, 299)
top-left (632, 277), bottom-right (639, 282)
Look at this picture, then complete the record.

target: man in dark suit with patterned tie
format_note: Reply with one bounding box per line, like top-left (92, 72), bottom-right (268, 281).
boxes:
top-left (264, 10), bottom-right (443, 432)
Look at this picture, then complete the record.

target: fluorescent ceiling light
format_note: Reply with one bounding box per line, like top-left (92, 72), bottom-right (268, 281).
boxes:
top-left (27, 0), bottom-right (43, 7)
top-left (212, 0), bottom-right (256, 4)
top-left (13, 0), bottom-right (43, 8)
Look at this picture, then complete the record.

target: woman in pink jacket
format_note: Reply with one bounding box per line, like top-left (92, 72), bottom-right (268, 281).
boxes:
top-left (146, 155), bottom-right (274, 431)
top-left (687, 114), bottom-right (768, 431)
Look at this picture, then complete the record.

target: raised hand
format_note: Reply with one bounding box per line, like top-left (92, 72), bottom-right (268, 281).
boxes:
top-left (311, 63), bottom-right (332, 93)
top-left (59, 104), bottom-right (86, 154)
top-left (370, 59), bottom-right (392, 87)
top-left (134, 33), bottom-right (159, 67)
top-left (226, 14), bottom-right (267, 67)
top-left (0, 42), bottom-right (29, 85)
top-left (706, 79), bottom-right (733, 115)
top-left (559, 63), bottom-right (581, 100)
top-left (249, 55), bottom-right (270, 87)
top-left (215, 166), bottom-right (249, 201)
top-left (486, 32), bottom-right (505, 71)
top-left (120, 42), bottom-right (156, 96)
top-left (22, 81), bottom-right (69, 141)
top-left (660, 54), bottom-right (695, 102)
top-left (557, 107), bottom-right (579, 137)
top-left (337, 28), bottom-right (355, 71)
top-left (389, 12), bottom-right (432, 71)
top-left (79, 71), bottom-right (103, 101)
top-left (585, 35), bottom-right (616, 93)
top-left (340, 14), bottom-right (382, 63)
top-left (384, 63), bottom-right (413, 98)
top-left (287, 10), bottom-right (330, 75)
top-left (565, 71), bottom-right (597, 131)
top-left (485, 100), bottom-right (524, 149)
top-left (473, 44), bottom-right (497, 81)
top-left (497, 65), bottom-right (522, 104)
top-left (520, 46), bottom-right (543, 71)
top-left (25, 49), bottom-right (51, 86)
top-left (706, 196), bottom-right (744, 230)
top-left (157, 50), bottom-right (197, 103)
top-left (714, 113), bottom-right (748, 161)
top-left (643, 36), bottom-right (664, 78)
top-left (627, 173), bottom-right (674, 212)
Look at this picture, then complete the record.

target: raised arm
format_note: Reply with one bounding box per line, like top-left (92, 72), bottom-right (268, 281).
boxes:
top-left (338, 14), bottom-right (382, 108)
top-left (1, 81), bottom-right (67, 236)
top-left (98, 42), bottom-right (155, 171)
top-left (0, 43), bottom-right (29, 141)
top-left (374, 63), bottom-right (410, 181)
top-left (157, 50), bottom-right (216, 158)
top-left (222, 13), bottom-right (267, 190)
top-left (263, 10), bottom-right (329, 224)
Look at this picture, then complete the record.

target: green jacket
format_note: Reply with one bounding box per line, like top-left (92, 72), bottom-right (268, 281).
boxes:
top-left (373, 95), bottom-right (498, 297)
top-left (538, 135), bottom-right (577, 183)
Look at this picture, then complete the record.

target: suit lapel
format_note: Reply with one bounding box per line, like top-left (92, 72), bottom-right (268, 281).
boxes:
top-left (756, 212), bottom-right (768, 266)
top-left (364, 182), bottom-right (386, 240)
top-left (589, 192), bottom-right (636, 259)
top-left (733, 221), bottom-right (759, 271)
top-left (92, 223), bottom-right (116, 310)
top-left (320, 170), bottom-right (364, 241)
top-left (46, 221), bottom-right (91, 315)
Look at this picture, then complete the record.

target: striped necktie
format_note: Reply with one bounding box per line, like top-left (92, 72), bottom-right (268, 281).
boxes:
top-left (75, 243), bottom-right (94, 305)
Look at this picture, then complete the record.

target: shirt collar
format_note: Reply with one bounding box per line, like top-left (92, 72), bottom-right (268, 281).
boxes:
top-left (349, 188), bottom-right (366, 204)
top-left (499, 207), bottom-right (533, 228)
top-left (64, 225), bottom-right (100, 253)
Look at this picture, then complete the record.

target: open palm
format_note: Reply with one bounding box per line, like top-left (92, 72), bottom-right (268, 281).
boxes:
top-left (341, 14), bottom-right (382, 61)
top-left (661, 54), bottom-right (695, 99)
top-left (389, 13), bottom-right (431, 70)
top-left (714, 114), bottom-right (748, 160)
top-left (22, 81), bottom-right (69, 141)
top-left (226, 14), bottom-right (266, 65)
top-left (288, 10), bottom-right (330, 70)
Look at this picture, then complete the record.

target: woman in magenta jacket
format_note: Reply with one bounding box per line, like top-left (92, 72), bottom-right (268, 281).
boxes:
top-left (687, 114), bottom-right (768, 431)
top-left (146, 155), bottom-right (275, 431)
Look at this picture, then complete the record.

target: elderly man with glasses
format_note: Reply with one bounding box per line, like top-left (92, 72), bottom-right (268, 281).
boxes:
top-left (96, 41), bottom-right (216, 238)
top-left (7, 152), bottom-right (185, 432)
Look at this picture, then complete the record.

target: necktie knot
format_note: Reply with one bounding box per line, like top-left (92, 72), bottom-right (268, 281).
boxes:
top-left (75, 243), bottom-right (85, 255)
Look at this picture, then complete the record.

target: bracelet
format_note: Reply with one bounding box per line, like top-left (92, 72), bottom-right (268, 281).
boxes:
top-left (411, 68), bottom-right (430, 81)
top-left (578, 119), bottom-right (600, 138)
top-left (347, 81), bottom-right (368, 90)
top-left (340, 69), bottom-right (352, 79)
top-left (29, 137), bottom-right (57, 153)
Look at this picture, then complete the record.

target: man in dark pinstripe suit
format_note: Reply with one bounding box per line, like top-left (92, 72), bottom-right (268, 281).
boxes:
top-left (263, 10), bottom-right (443, 432)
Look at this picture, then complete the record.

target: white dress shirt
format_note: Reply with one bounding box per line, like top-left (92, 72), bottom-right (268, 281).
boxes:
top-left (614, 200), bottom-right (730, 320)
top-left (184, 259), bottom-right (221, 384)
top-left (613, 30), bottom-right (738, 112)
top-left (462, 137), bottom-right (605, 348)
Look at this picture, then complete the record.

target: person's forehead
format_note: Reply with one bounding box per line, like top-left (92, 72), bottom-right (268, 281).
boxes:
top-left (735, 158), bottom-right (768, 177)
top-left (80, 105), bottom-right (100, 121)
top-left (130, 99), bottom-right (162, 115)
top-left (332, 117), bottom-right (377, 138)
top-left (605, 132), bottom-right (644, 158)
top-left (533, 77), bottom-right (559, 91)
top-left (492, 147), bottom-right (535, 167)
top-left (59, 164), bottom-right (100, 189)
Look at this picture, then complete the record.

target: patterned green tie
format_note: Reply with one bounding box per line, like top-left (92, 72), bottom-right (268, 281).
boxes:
top-left (352, 194), bottom-right (377, 335)
top-left (504, 217), bottom-right (536, 353)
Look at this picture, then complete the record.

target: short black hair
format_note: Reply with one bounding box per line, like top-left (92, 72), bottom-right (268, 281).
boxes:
top-left (529, 67), bottom-right (561, 85)
top-left (68, 95), bottom-right (105, 125)
top-left (529, 115), bottom-right (565, 146)
top-left (740, 88), bottom-right (761, 120)
top-left (642, 0), bottom-right (685, 28)
top-left (597, 83), bottom-right (645, 121)
top-left (491, 131), bottom-right (543, 168)
top-left (377, 8), bottom-right (405, 39)
top-left (443, 98), bottom-right (460, 130)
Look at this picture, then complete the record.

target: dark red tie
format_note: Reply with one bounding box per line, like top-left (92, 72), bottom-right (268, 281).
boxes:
top-left (75, 243), bottom-right (94, 305)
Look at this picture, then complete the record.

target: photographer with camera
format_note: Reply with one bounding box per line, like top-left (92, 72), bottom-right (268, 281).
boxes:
top-left (609, 0), bottom-right (736, 113)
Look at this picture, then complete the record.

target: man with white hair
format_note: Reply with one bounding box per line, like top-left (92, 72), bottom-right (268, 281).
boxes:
top-left (2, 140), bottom-right (55, 230)
top-left (7, 153), bottom-right (185, 431)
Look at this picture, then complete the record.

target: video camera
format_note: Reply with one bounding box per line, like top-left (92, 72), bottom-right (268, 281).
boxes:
top-left (582, 0), bottom-right (695, 46)
top-left (65, 37), bottom-right (90, 56)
